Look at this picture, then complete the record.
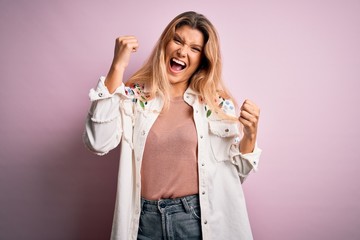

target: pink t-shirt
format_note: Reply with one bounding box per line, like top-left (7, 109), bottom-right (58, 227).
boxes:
top-left (141, 96), bottom-right (199, 200)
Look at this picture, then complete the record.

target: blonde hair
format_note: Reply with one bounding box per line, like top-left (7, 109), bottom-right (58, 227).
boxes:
top-left (126, 11), bottom-right (237, 119)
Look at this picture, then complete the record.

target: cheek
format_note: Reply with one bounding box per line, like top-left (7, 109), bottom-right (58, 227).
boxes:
top-left (165, 43), bottom-right (173, 57)
top-left (166, 42), bottom-right (176, 52)
top-left (191, 55), bottom-right (202, 69)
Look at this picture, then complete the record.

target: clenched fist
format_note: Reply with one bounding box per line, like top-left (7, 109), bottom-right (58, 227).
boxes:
top-left (111, 36), bottom-right (139, 70)
top-left (105, 36), bottom-right (139, 93)
top-left (239, 99), bottom-right (260, 154)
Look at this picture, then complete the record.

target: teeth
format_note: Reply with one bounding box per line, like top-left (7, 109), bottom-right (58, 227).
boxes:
top-left (172, 58), bottom-right (186, 66)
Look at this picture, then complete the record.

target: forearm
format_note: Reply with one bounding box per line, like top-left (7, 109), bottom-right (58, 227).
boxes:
top-left (105, 36), bottom-right (139, 93)
top-left (239, 135), bottom-right (256, 154)
top-left (105, 65), bottom-right (125, 94)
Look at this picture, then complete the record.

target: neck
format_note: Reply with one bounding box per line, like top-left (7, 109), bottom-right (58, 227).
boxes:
top-left (170, 83), bottom-right (188, 98)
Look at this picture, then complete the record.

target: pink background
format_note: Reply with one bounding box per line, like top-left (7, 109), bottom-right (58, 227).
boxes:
top-left (1, 0), bottom-right (359, 239)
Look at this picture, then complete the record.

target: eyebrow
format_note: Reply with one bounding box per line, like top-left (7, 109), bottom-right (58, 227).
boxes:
top-left (174, 33), bottom-right (203, 49)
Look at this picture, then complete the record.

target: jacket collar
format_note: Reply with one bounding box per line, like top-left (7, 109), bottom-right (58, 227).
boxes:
top-left (183, 87), bottom-right (200, 106)
top-left (143, 86), bottom-right (200, 112)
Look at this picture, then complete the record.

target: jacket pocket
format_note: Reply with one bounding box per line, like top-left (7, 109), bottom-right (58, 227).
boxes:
top-left (208, 120), bottom-right (239, 162)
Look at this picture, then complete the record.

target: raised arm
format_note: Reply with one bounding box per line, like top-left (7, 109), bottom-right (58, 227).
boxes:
top-left (83, 36), bottom-right (138, 155)
top-left (105, 36), bottom-right (139, 93)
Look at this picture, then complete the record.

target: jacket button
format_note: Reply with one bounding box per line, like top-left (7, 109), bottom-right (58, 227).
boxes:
top-left (141, 130), bottom-right (146, 136)
top-left (98, 93), bottom-right (103, 97)
top-left (225, 128), bottom-right (229, 132)
top-left (204, 220), bottom-right (208, 224)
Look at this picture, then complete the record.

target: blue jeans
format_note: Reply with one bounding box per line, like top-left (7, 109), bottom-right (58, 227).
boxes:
top-left (137, 194), bottom-right (202, 240)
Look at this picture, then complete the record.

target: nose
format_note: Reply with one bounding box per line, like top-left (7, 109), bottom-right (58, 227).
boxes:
top-left (177, 46), bottom-right (187, 57)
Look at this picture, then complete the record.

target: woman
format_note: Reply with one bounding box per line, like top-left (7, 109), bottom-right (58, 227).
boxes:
top-left (84, 11), bottom-right (261, 240)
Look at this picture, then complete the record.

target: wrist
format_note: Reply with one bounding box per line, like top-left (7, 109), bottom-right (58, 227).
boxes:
top-left (243, 132), bottom-right (257, 141)
top-left (239, 135), bottom-right (256, 154)
top-left (110, 63), bottom-right (126, 73)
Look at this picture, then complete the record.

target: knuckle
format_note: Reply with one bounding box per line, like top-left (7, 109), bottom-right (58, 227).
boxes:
top-left (242, 121), bottom-right (250, 127)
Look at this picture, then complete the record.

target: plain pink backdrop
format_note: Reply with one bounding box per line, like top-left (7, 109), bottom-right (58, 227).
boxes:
top-left (1, 0), bottom-right (359, 239)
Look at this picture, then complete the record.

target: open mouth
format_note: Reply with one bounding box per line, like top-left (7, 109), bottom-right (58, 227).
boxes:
top-left (170, 58), bottom-right (186, 72)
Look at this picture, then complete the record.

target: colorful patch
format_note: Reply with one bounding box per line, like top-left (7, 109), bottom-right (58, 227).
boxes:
top-left (205, 95), bottom-right (235, 117)
top-left (125, 83), bottom-right (148, 110)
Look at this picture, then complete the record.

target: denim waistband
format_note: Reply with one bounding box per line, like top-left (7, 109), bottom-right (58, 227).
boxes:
top-left (141, 194), bottom-right (199, 213)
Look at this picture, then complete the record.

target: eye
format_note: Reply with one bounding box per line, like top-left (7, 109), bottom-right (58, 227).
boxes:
top-left (191, 47), bottom-right (202, 53)
top-left (173, 36), bottom-right (181, 44)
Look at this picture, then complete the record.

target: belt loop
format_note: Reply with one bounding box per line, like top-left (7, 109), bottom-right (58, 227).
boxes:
top-left (140, 198), bottom-right (145, 214)
top-left (181, 197), bottom-right (191, 213)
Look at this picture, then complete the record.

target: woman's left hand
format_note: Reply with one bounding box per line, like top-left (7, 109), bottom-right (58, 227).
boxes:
top-left (239, 99), bottom-right (260, 153)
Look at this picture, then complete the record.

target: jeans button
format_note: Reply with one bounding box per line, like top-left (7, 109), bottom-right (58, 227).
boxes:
top-left (159, 202), bottom-right (166, 208)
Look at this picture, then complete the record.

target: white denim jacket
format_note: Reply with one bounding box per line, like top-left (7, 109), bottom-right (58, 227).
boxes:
top-left (84, 77), bottom-right (262, 240)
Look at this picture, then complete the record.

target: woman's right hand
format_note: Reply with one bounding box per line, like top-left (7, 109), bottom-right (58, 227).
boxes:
top-left (111, 36), bottom-right (139, 70)
top-left (105, 36), bottom-right (139, 93)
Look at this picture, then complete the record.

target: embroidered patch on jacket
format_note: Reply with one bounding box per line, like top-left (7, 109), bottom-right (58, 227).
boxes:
top-left (205, 95), bottom-right (235, 118)
top-left (124, 83), bottom-right (148, 110)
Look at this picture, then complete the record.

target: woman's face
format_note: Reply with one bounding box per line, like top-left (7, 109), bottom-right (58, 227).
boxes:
top-left (165, 25), bottom-right (204, 92)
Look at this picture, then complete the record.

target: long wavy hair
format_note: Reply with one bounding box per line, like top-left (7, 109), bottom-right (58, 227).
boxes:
top-left (126, 11), bottom-right (236, 118)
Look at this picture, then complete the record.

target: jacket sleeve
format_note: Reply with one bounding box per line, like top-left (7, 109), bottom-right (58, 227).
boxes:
top-left (230, 143), bottom-right (262, 183)
top-left (83, 76), bottom-right (134, 156)
top-left (217, 98), bottom-right (262, 183)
